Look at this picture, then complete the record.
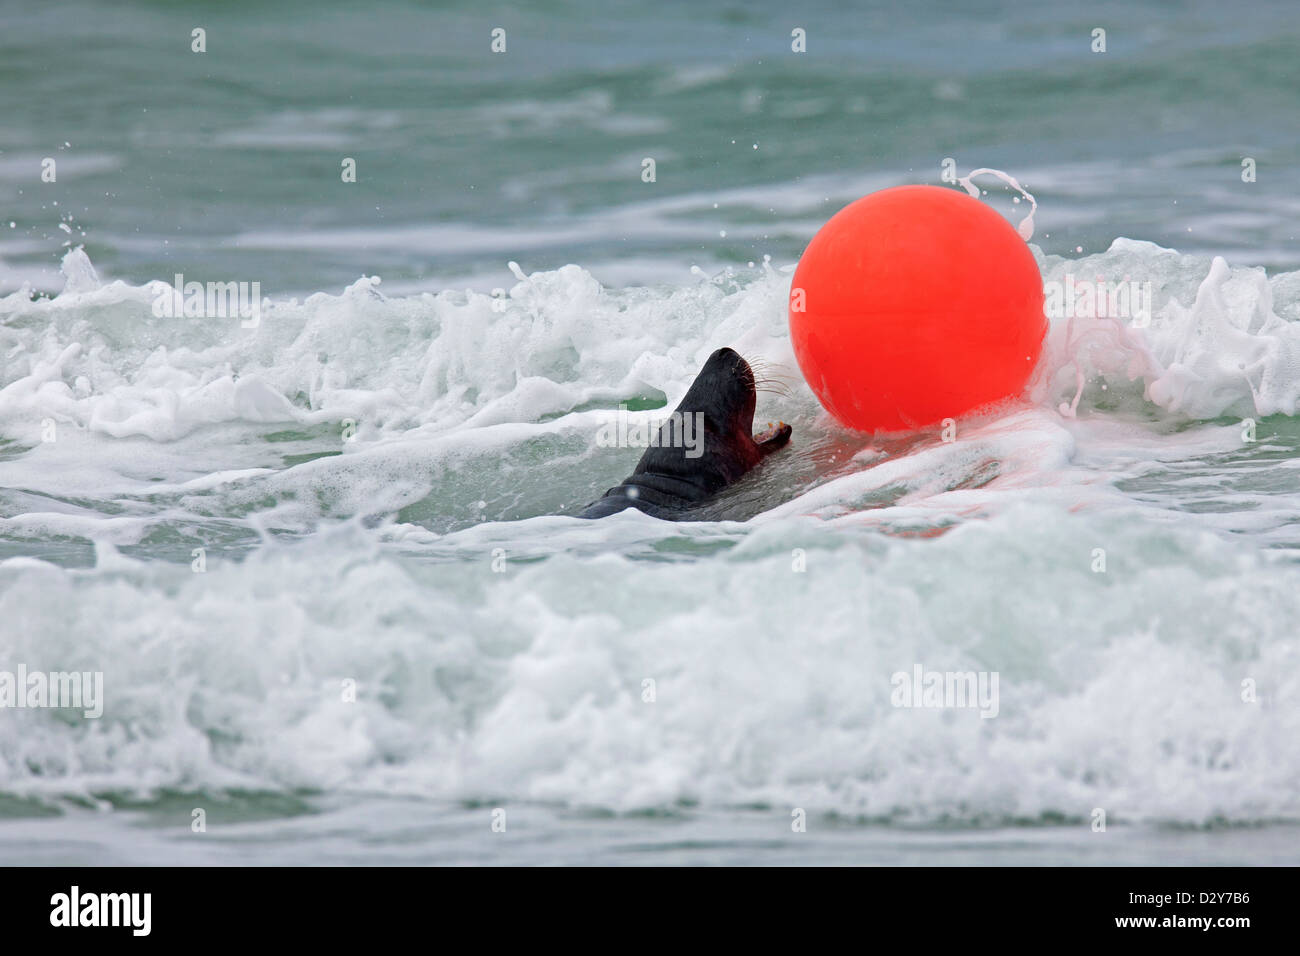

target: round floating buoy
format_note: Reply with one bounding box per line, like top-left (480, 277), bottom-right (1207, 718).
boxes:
top-left (789, 185), bottom-right (1046, 433)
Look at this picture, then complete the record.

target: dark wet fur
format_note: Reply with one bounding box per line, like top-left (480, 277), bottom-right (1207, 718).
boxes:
top-left (577, 348), bottom-right (792, 519)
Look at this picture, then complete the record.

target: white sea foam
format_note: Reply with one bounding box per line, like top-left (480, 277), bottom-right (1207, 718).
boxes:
top-left (0, 508), bottom-right (1295, 823)
top-left (1, 242), bottom-right (1298, 824)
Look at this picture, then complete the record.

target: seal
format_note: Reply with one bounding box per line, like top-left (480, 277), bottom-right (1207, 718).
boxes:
top-left (577, 347), bottom-right (792, 519)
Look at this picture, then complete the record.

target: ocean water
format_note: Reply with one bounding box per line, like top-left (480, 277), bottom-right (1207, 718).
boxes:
top-left (1, 0), bottom-right (1299, 865)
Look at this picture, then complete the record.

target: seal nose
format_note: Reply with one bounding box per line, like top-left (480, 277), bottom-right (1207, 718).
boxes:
top-left (704, 347), bottom-right (752, 386)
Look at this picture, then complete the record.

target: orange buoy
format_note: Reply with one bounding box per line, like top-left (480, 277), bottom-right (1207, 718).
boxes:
top-left (788, 185), bottom-right (1046, 433)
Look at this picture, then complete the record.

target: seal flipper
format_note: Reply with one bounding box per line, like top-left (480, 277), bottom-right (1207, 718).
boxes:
top-left (576, 493), bottom-right (641, 519)
top-left (574, 480), bottom-right (688, 519)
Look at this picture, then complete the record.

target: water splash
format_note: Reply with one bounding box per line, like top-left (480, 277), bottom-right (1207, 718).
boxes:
top-left (957, 167), bottom-right (1038, 241)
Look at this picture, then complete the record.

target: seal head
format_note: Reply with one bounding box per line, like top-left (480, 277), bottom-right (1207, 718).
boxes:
top-left (577, 347), bottom-right (792, 519)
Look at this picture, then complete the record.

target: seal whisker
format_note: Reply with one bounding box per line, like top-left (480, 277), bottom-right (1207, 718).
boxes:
top-left (752, 370), bottom-right (796, 397)
top-left (745, 359), bottom-right (794, 379)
